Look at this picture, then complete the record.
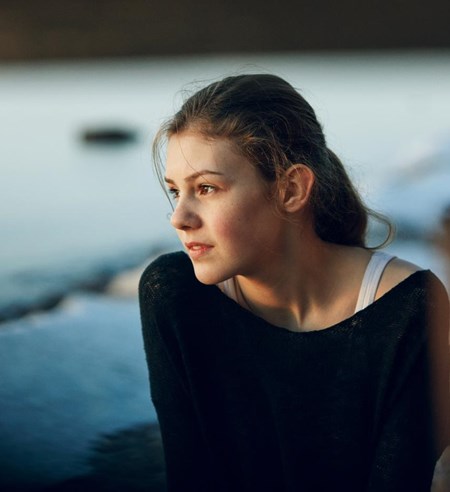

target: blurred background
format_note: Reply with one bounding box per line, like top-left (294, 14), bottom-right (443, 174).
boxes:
top-left (1, 0), bottom-right (450, 490)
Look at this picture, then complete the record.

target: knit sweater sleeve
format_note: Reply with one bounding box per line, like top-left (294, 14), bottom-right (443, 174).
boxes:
top-left (139, 253), bottom-right (218, 492)
top-left (366, 342), bottom-right (436, 491)
top-left (367, 272), bottom-right (450, 492)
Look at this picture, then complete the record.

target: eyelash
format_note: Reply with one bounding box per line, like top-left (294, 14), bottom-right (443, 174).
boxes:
top-left (168, 188), bottom-right (179, 200)
top-left (199, 184), bottom-right (216, 195)
top-left (167, 184), bottom-right (216, 200)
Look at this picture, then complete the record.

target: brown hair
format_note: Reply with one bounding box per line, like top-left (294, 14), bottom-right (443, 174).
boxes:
top-left (153, 74), bottom-right (393, 248)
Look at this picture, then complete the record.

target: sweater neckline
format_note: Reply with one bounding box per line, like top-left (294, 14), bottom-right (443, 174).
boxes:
top-left (212, 269), bottom-right (428, 336)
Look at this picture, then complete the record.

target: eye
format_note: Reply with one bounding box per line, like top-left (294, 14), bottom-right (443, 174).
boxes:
top-left (167, 187), bottom-right (179, 200)
top-left (198, 184), bottom-right (216, 195)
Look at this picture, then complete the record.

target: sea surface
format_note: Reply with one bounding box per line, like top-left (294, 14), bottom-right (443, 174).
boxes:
top-left (1, 51), bottom-right (450, 318)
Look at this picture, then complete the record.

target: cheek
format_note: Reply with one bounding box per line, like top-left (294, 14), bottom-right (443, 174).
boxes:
top-left (213, 215), bottom-right (245, 242)
top-left (215, 199), bottom-right (276, 244)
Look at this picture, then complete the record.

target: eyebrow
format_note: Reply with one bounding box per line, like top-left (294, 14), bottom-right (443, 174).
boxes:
top-left (164, 170), bottom-right (225, 184)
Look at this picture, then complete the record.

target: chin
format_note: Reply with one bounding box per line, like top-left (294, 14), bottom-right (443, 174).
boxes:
top-left (191, 263), bottom-right (232, 286)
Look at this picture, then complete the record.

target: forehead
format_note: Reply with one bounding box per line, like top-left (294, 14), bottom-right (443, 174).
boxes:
top-left (165, 132), bottom-right (245, 177)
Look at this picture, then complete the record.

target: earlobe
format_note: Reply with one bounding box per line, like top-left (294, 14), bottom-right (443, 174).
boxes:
top-left (282, 164), bottom-right (315, 213)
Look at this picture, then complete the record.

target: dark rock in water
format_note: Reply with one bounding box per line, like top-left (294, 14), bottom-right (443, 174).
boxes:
top-left (44, 422), bottom-right (165, 492)
top-left (0, 294), bottom-right (65, 324)
top-left (81, 128), bottom-right (138, 144)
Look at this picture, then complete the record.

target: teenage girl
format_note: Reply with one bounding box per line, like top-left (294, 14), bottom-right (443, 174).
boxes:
top-left (139, 74), bottom-right (450, 491)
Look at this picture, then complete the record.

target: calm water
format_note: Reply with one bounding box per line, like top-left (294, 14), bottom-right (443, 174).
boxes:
top-left (1, 51), bottom-right (450, 317)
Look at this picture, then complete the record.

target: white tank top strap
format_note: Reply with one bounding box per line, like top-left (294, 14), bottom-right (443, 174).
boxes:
top-left (217, 277), bottom-right (250, 308)
top-left (218, 278), bottom-right (235, 298)
top-left (354, 251), bottom-right (396, 313)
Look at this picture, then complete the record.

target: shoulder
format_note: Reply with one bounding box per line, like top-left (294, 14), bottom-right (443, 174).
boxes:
top-left (376, 255), bottom-right (449, 310)
top-left (375, 257), bottom-right (423, 301)
top-left (140, 251), bottom-right (191, 283)
top-left (139, 251), bottom-right (194, 304)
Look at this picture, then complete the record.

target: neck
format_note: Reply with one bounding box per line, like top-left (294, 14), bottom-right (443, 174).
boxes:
top-left (234, 236), bottom-right (370, 332)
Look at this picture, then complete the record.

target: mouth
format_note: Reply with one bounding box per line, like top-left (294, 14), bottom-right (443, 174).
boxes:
top-left (185, 242), bottom-right (213, 259)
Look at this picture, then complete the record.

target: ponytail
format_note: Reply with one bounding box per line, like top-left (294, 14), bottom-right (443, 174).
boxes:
top-left (312, 149), bottom-right (393, 248)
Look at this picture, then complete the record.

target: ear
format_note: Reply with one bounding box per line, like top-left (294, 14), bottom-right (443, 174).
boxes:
top-left (280, 164), bottom-right (315, 213)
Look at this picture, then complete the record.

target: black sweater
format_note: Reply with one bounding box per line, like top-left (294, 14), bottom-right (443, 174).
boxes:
top-left (139, 252), bottom-right (448, 492)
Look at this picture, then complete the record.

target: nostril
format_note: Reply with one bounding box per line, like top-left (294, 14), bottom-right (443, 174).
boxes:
top-left (169, 211), bottom-right (186, 230)
top-left (169, 203), bottom-right (199, 231)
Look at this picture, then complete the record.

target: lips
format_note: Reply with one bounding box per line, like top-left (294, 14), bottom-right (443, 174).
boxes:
top-left (185, 242), bottom-right (213, 259)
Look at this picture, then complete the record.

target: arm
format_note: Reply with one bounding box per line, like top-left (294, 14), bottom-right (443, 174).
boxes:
top-left (426, 275), bottom-right (450, 453)
top-left (427, 276), bottom-right (450, 492)
top-left (366, 350), bottom-right (439, 491)
top-left (367, 274), bottom-right (450, 492)
top-left (139, 260), bottom-right (218, 492)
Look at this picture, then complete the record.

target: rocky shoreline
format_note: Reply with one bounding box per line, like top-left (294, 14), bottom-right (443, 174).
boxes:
top-left (0, 244), bottom-right (172, 325)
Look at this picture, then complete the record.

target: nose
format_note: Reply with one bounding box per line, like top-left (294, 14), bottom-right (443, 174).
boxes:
top-left (170, 198), bottom-right (201, 231)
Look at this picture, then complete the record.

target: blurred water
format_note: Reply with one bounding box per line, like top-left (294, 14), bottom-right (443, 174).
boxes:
top-left (0, 293), bottom-right (155, 488)
top-left (1, 51), bottom-right (450, 317)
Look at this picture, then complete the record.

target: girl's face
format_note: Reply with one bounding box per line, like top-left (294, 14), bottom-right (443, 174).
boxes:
top-left (165, 132), bottom-right (287, 285)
